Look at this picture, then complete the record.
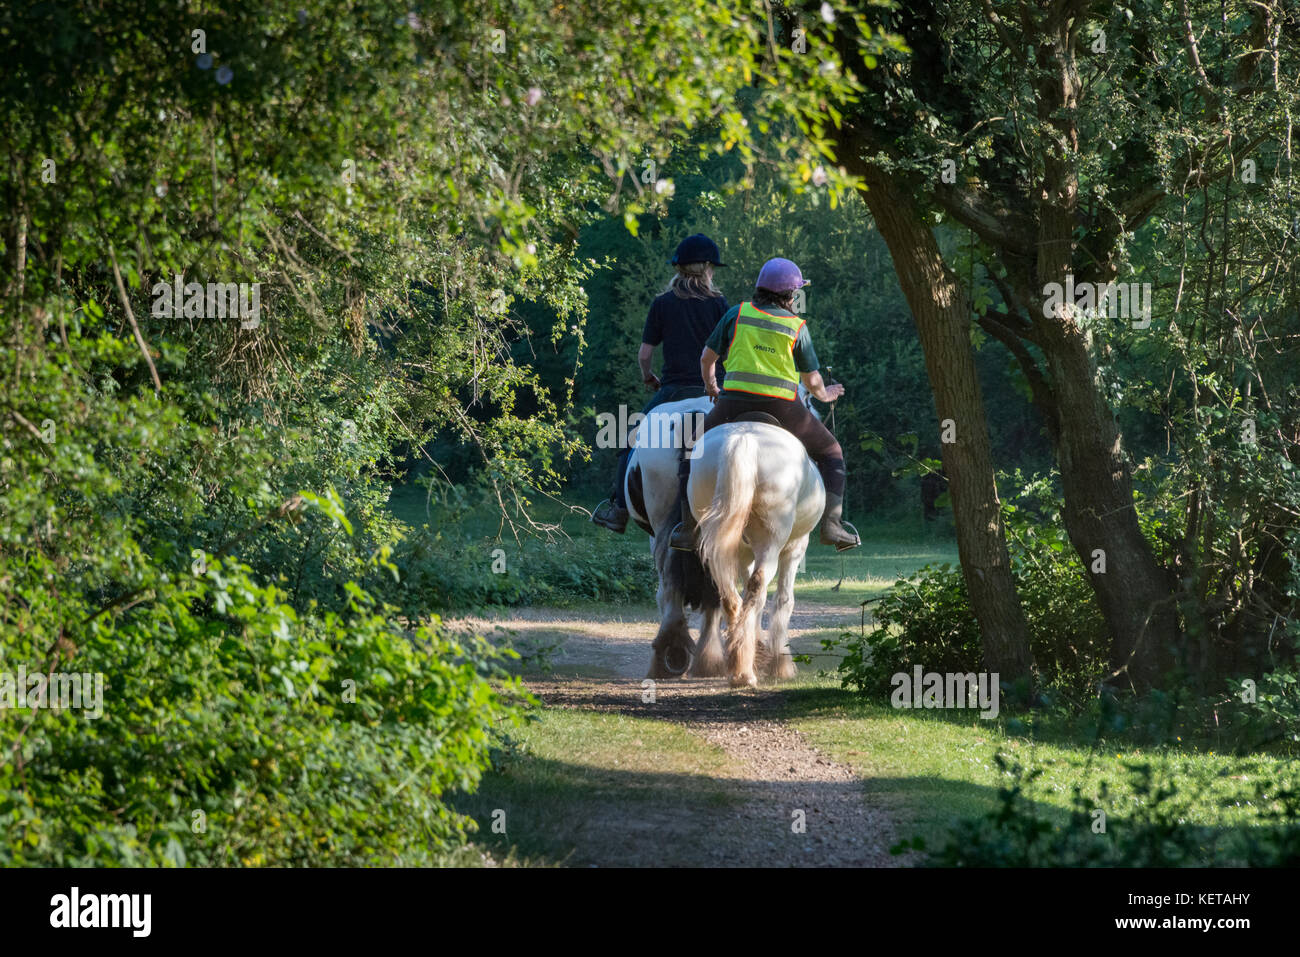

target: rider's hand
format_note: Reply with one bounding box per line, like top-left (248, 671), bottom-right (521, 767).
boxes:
top-left (705, 379), bottom-right (721, 399)
top-left (643, 373), bottom-right (662, 392)
top-left (823, 382), bottom-right (846, 402)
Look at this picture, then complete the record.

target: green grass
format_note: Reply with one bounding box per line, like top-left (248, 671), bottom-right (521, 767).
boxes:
top-left (779, 548), bottom-right (1300, 865)
top-left (384, 479), bottom-right (957, 611)
top-left (774, 675), bottom-right (1300, 863)
top-left (387, 485), bottom-right (660, 608)
top-left (796, 540), bottom-right (958, 606)
top-left (453, 707), bottom-right (741, 866)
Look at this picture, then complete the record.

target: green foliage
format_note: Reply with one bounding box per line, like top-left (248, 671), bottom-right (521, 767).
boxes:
top-left (0, 546), bottom-right (529, 866)
top-left (932, 754), bottom-right (1300, 867)
top-left (389, 521), bottom-right (656, 610)
top-left (1221, 670), bottom-right (1300, 749)
top-left (0, 1), bottom-right (902, 866)
top-left (835, 473), bottom-right (1109, 703)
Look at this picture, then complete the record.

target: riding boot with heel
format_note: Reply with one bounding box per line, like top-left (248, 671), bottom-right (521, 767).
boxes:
top-left (817, 459), bottom-right (860, 551)
top-left (591, 497), bottom-right (629, 533)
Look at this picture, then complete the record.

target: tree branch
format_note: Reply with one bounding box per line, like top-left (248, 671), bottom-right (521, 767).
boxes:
top-left (107, 243), bottom-right (162, 393)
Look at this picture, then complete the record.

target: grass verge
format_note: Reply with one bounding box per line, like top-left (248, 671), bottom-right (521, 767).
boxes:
top-left (453, 707), bottom-right (740, 866)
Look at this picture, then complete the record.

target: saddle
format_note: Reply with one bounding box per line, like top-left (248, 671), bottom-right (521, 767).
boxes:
top-left (731, 410), bottom-right (782, 428)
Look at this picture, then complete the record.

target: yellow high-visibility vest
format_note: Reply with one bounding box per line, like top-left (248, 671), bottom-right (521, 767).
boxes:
top-left (723, 301), bottom-right (804, 401)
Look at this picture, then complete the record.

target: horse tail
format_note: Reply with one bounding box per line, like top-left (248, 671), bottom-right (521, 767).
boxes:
top-left (698, 429), bottom-right (759, 590)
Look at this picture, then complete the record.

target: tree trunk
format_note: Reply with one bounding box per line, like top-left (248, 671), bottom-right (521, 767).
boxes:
top-left (1036, 311), bottom-right (1179, 687)
top-left (853, 163), bottom-right (1035, 684)
top-left (1030, 28), bottom-right (1179, 688)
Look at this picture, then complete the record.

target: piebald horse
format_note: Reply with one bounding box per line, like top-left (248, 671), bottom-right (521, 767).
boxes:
top-left (691, 415), bottom-right (824, 687)
top-left (624, 397), bottom-right (727, 679)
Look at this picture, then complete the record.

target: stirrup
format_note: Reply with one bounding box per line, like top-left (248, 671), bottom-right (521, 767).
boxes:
top-left (831, 519), bottom-right (861, 552)
top-left (668, 522), bottom-right (696, 552)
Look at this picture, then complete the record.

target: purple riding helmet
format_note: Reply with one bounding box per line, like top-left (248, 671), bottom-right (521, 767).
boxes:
top-left (755, 257), bottom-right (811, 293)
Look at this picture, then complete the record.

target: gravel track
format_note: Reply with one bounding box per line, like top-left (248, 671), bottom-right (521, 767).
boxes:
top-left (454, 603), bottom-right (909, 867)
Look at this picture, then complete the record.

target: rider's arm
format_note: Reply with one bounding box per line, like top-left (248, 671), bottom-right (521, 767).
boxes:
top-left (800, 370), bottom-right (845, 402)
top-left (700, 347), bottom-right (722, 398)
top-left (638, 343), bottom-right (659, 389)
top-left (794, 327), bottom-right (844, 402)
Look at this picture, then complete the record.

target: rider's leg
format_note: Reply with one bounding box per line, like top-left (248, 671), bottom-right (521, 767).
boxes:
top-left (594, 386), bottom-right (677, 533)
top-left (591, 445), bottom-right (632, 532)
top-left (668, 395), bottom-right (731, 552)
top-left (814, 455), bottom-right (860, 550)
top-left (772, 401), bottom-right (860, 550)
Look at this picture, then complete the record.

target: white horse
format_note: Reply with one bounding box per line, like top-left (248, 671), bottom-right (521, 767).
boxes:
top-left (691, 418), bottom-right (824, 688)
top-left (624, 397), bottom-right (727, 679)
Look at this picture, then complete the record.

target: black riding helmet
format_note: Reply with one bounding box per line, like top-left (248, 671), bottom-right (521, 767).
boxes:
top-left (669, 233), bottom-right (727, 267)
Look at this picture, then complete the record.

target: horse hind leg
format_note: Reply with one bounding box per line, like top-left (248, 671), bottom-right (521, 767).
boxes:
top-left (766, 537), bottom-right (806, 681)
top-left (690, 605), bottom-right (726, 677)
top-left (727, 559), bottom-right (772, 688)
top-left (720, 580), bottom-right (753, 688)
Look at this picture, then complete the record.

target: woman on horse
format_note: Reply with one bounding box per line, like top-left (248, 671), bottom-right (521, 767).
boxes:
top-left (591, 233), bottom-right (730, 533)
top-left (668, 256), bottom-right (860, 552)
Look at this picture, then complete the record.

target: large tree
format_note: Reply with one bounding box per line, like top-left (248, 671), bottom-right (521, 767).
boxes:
top-left (803, 0), bottom-right (1296, 687)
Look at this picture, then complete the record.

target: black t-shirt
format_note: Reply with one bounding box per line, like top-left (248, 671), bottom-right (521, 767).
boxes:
top-left (641, 291), bottom-right (729, 387)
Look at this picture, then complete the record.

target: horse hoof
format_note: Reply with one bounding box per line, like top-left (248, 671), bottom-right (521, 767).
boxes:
top-left (729, 672), bottom-right (758, 689)
top-left (663, 645), bottom-right (691, 676)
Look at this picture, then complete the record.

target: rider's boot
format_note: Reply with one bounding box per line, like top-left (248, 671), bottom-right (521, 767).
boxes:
top-left (817, 459), bottom-right (860, 551)
top-left (592, 452), bottom-right (632, 533)
top-left (591, 497), bottom-right (629, 533)
top-left (667, 457), bottom-right (696, 552)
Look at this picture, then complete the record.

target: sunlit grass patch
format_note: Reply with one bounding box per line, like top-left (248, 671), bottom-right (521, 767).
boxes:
top-left (453, 707), bottom-right (740, 866)
top-left (779, 678), bottom-right (1300, 863)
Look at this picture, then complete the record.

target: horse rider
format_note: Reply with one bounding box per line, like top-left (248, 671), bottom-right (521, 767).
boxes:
top-left (591, 233), bottom-right (729, 533)
top-left (668, 257), bottom-right (861, 552)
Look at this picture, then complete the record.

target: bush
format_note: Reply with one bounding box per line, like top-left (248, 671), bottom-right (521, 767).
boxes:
top-left (928, 755), bottom-right (1300, 867)
top-left (836, 478), bottom-right (1110, 705)
top-left (0, 550), bottom-right (529, 867)
top-left (389, 524), bottom-right (656, 611)
top-left (0, 319), bottom-right (530, 866)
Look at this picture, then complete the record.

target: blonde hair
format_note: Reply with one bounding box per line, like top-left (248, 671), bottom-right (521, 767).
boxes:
top-left (664, 262), bottom-right (722, 300)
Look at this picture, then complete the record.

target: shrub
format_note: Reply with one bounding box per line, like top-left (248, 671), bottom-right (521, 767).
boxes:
top-left (929, 755), bottom-right (1300, 867)
top-left (0, 554), bottom-right (529, 867)
top-left (836, 495), bottom-right (1110, 706)
top-left (0, 320), bottom-right (529, 866)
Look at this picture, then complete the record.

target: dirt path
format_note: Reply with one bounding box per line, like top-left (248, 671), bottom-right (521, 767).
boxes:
top-left (453, 603), bottom-right (907, 867)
